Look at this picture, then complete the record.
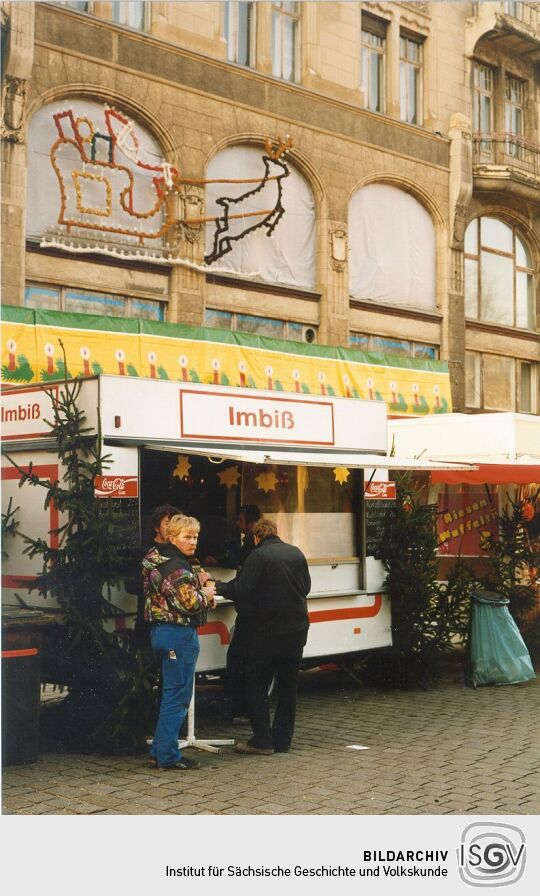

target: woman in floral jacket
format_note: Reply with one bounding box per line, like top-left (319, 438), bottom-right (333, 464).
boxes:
top-left (142, 514), bottom-right (215, 770)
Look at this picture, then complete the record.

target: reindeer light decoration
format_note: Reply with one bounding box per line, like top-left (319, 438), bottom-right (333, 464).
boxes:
top-left (204, 136), bottom-right (294, 265)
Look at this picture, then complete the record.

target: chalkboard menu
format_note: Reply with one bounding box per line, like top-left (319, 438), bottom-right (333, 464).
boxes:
top-left (365, 499), bottom-right (395, 557)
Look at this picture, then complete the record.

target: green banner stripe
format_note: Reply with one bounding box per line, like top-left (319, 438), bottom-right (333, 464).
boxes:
top-left (33, 308), bottom-right (140, 334)
top-left (2, 305), bottom-right (448, 374)
top-left (1, 305), bottom-right (36, 325)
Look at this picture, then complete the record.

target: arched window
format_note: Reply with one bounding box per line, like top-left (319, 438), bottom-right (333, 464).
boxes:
top-left (349, 184), bottom-right (436, 310)
top-left (205, 145), bottom-right (316, 289)
top-left (27, 99), bottom-right (168, 249)
top-left (465, 217), bottom-right (535, 329)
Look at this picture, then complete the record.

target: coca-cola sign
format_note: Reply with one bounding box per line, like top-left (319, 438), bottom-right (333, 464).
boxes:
top-left (94, 475), bottom-right (138, 499)
top-left (364, 481), bottom-right (396, 500)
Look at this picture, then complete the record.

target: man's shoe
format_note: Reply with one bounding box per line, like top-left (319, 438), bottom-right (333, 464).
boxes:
top-left (234, 740), bottom-right (274, 756)
top-left (273, 746), bottom-right (290, 754)
top-left (158, 757), bottom-right (201, 770)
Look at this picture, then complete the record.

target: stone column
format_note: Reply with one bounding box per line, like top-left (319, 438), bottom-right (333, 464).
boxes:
top-left (167, 183), bottom-right (206, 326)
top-left (317, 218), bottom-right (349, 347)
top-left (446, 113), bottom-right (473, 411)
top-left (1, 2), bottom-right (34, 307)
top-left (386, 8), bottom-right (401, 119)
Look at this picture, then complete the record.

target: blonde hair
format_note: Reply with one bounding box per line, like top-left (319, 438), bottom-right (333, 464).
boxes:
top-left (166, 514), bottom-right (201, 539)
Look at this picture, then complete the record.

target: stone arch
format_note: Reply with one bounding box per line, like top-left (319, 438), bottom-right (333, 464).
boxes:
top-left (348, 172), bottom-right (448, 312)
top-left (27, 84), bottom-right (178, 165)
top-left (349, 172), bottom-right (446, 233)
top-left (205, 132), bottom-right (327, 213)
top-left (465, 205), bottom-right (540, 268)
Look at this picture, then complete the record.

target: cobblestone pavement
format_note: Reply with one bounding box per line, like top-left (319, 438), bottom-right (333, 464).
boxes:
top-left (2, 666), bottom-right (539, 816)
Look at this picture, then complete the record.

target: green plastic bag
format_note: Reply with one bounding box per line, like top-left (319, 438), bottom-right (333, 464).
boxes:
top-left (470, 592), bottom-right (536, 687)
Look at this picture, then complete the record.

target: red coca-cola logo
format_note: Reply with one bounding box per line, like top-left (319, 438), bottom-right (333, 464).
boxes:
top-left (364, 481), bottom-right (396, 500)
top-left (94, 475), bottom-right (138, 499)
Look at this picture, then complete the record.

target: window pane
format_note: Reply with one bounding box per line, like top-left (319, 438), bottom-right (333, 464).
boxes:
top-left (371, 336), bottom-right (410, 357)
top-left (349, 333), bottom-right (369, 351)
top-left (465, 258), bottom-right (479, 317)
top-left (204, 308), bottom-right (233, 330)
top-left (271, 10), bottom-right (281, 77)
top-left (480, 251), bottom-right (513, 325)
top-left (516, 235), bottom-right (531, 268)
top-left (519, 363), bottom-right (532, 413)
top-left (370, 51), bottom-right (382, 111)
top-left (480, 217), bottom-right (513, 253)
top-left (480, 95), bottom-right (491, 132)
top-left (516, 271), bottom-right (534, 329)
top-left (409, 65), bottom-right (418, 123)
top-left (236, 314), bottom-right (283, 338)
top-left (282, 16), bottom-right (295, 81)
top-left (464, 220), bottom-right (478, 255)
top-left (361, 46), bottom-right (369, 99)
top-left (465, 352), bottom-right (481, 408)
top-left (413, 343), bottom-right (437, 360)
top-left (287, 321), bottom-right (304, 341)
top-left (242, 463), bottom-right (358, 560)
top-left (399, 62), bottom-right (407, 120)
top-left (127, 2), bottom-right (145, 29)
top-left (64, 289), bottom-right (125, 317)
top-left (483, 355), bottom-right (514, 410)
top-left (24, 284), bottom-right (60, 311)
top-left (237, 2), bottom-right (251, 66)
top-left (130, 299), bottom-right (163, 321)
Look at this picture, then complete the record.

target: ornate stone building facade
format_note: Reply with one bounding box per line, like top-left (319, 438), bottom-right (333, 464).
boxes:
top-left (1, 1), bottom-right (539, 412)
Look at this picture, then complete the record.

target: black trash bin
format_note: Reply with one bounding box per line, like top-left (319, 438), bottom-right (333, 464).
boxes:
top-left (468, 590), bottom-right (536, 688)
top-left (2, 607), bottom-right (44, 765)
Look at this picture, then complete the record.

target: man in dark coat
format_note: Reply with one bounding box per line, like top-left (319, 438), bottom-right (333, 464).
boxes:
top-left (225, 504), bottom-right (261, 721)
top-left (219, 518), bottom-right (311, 755)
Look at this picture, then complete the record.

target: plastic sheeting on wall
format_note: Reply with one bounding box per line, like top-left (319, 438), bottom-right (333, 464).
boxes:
top-left (27, 100), bottom-right (168, 246)
top-left (205, 145), bottom-right (316, 288)
top-left (349, 183), bottom-right (436, 311)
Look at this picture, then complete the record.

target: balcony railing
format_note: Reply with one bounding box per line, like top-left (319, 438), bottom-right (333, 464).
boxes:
top-left (473, 133), bottom-right (540, 180)
top-left (500, 1), bottom-right (540, 31)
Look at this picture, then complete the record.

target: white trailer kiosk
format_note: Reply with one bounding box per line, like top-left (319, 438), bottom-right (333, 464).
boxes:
top-left (1, 376), bottom-right (469, 674)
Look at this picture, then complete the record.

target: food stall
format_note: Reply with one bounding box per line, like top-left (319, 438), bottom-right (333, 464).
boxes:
top-left (1, 375), bottom-right (473, 674)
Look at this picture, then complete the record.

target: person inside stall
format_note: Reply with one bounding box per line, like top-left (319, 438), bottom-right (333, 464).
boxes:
top-left (143, 514), bottom-right (216, 770)
top-left (218, 518), bottom-right (311, 755)
top-left (224, 505), bottom-right (262, 723)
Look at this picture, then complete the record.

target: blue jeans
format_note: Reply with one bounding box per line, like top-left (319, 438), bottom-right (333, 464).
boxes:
top-left (150, 624), bottom-right (199, 768)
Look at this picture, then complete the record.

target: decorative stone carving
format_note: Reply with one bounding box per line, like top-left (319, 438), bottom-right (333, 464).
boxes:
top-left (177, 184), bottom-right (204, 243)
top-left (330, 223), bottom-right (348, 273)
top-left (1, 76), bottom-right (27, 143)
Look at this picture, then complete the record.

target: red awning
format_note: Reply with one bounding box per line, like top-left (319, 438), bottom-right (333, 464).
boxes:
top-left (432, 464), bottom-right (540, 485)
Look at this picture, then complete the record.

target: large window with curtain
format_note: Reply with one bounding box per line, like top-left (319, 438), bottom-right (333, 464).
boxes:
top-left (348, 184), bottom-right (436, 311)
top-left (464, 217), bottom-right (535, 329)
top-left (205, 145), bottom-right (316, 289)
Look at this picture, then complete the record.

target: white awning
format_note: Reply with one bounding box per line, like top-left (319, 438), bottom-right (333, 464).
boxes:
top-left (140, 442), bottom-right (476, 471)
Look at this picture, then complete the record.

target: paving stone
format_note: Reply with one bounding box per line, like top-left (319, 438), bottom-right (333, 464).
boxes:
top-left (3, 665), bottom-right (539, 815)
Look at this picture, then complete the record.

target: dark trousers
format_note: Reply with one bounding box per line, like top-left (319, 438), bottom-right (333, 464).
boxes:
top-left (225, 616), bottom-right (250, 716)
top-left (246, 628), bottom-right (308, 751)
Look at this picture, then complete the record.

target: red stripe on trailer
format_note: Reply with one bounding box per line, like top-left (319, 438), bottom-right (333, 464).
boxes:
top-left (309, 593), bottom-right (382, 623)
top-left (198, 621), bottom-right (231, 645)
top-left (2, 648), bottom-right (39, 659)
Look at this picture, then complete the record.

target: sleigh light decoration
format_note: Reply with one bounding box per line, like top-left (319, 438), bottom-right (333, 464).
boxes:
top-left (43, 104), bottom-right (293, 265)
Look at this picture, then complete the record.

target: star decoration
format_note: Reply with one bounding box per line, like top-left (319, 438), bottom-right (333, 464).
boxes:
top-left (173, 455), bottom-right (191, 480)
top-left (333, 467), bottom-right (350, 485)
top-left (218, 465), bottom-right (241, 489)
top-left (255, 471), bottom-right (278, 493)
